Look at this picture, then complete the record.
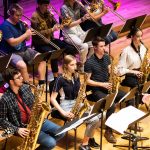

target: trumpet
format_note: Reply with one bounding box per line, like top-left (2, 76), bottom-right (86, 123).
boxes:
top-left (82, 0), bottom-right (126, 22)
top-left (21, 15), bottom-right (60, 50)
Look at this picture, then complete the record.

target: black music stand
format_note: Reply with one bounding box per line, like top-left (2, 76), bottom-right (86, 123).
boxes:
top-left (55, 113), bottom-right (98, 150)
top-left (83, 23), bottom-right (113, 43)
top-left (0, 54), bottom-right (12, 73)
top-left (112, 108), bottom-right (150, 150)
top-left (120, 14), bottom-right (147, 34)
top-left (0, 54), bottom-right (12, 86)
top-left (32, 49), bottom-right (64, 102)
top-left (92, 92), bottom-right (117, 150)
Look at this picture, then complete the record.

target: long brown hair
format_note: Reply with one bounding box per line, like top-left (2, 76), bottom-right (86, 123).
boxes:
top-left (62, 55), bottom-right (78, 80)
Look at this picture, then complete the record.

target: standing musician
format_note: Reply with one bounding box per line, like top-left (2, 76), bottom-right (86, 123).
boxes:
top-left (0, 68), bottom-right (65, 150)
top-left (31, 0), bottom-right (78, 80)
top-left (60, 0), bottom-right (93, 67)
top-left (84, 37), bottom-right (134, 144)
top-left (80, 0), bottom-right (118, 45)
top-left (0, 4), bottom-right (46, 85)
top-left (117, 27), bottom-right (149, 89)
top-left (51, 55), bottom-right (101, 150)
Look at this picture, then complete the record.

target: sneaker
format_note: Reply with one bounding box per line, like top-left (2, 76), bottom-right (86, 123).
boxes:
top-left (79, 144), bottom-right (91, 150)
top-left (88, 138), bottom-right (100, 148)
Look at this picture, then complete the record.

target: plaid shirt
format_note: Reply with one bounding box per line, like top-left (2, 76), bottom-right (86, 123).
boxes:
top-left (0, 84), bottom-right (34, 133)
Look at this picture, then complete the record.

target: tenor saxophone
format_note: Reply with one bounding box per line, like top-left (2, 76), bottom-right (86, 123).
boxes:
top-left (71, 73), bottom-right (91, 119)
top-left (17, 84), bottom-right (50, 150)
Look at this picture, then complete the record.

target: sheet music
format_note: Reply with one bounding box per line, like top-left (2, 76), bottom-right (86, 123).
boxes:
top-left (55, 113), bottom-right (97, 136)
top-left (105, 106), bottom-right (145, 134)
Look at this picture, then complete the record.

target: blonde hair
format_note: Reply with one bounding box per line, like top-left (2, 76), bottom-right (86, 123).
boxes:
top-left (62, 55), bottom-right (78, 80)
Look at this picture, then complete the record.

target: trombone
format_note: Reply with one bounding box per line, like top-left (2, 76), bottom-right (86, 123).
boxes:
top-left (49, 3), bottom-right (81, 53)
top-left (82, 0), bottom-right (126, 22)
top-left (21, 15), bottom-right (61, 50)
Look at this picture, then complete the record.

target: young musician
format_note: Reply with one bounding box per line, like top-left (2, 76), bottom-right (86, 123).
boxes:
top-left (31, 0), bottom-right (78, 79)
top-left (0, 4), bottom-right (46, 84)
top-left (0, 68), bottom-right (64, 149)
top-left (117, 27), bottom-right (148, 88)
top-left (84, 37), bottom-right (134, 144)
top-left (51, 55), bottom-right (101, 150)
top-left (60, 0), bottom-right (93, 65)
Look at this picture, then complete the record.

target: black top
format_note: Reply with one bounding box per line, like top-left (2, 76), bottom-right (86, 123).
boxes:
top-left (84, 53), bottom-right (111, 91)
top-left (53, 75), bottom-right (80, 100)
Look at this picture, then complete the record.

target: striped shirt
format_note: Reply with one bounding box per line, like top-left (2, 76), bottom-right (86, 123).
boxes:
top-left (84, 53), bottom-right (111, 82)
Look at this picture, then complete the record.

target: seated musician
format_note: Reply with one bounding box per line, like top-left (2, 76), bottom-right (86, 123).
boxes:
top-left (51, 55), bottom-right (101, 150)
top-left (117, 27), bottom-right (149, 93)
top-left (0, 4), bottom-right (46, 85)
top-left (60, 0), bottom-right (94, 67)
top-left (0, 68), bottom-right (65, 150)
top-left (31, 0), bottom-right (78, 80)
top-left (80, 0), bottom-right (118, 45)
top-left (84, 37), bottom-right (134, 144)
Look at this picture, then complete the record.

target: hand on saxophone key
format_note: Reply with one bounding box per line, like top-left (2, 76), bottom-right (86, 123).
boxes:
top-left (62, 111), bottom-right (75, 119)
top-left (102, 82), bottom-right (112, 90)
top-left (132, 70), bottom-right (143, 78)
top-left (17, 128), bottom-right (30, 138)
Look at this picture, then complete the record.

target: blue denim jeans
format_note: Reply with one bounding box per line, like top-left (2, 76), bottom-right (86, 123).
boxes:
top-left (37, 119), bottom-right (65, 150)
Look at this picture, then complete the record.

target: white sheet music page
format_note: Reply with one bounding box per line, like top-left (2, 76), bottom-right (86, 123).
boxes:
top-left (105, 106), bottom-right (145, 134)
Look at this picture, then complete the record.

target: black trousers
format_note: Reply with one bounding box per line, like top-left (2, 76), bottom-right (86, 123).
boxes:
top-left (34, 39), bottom-right (78, 73)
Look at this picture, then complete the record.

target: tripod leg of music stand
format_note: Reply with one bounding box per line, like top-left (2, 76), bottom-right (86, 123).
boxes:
top-left (32, 64), bottom-right (35, 85)
top-left (74, 128), bottom-right (77, 150)
top-left (66, 131), bottom-right (68, 150)
top-left (45, 61), bottom-right (48, 103)
top-left (100, 110), bottom-right (103, 150)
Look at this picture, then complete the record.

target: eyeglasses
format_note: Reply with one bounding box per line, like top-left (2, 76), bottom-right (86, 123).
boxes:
top-left (13, 75), bottom-right (23, 80)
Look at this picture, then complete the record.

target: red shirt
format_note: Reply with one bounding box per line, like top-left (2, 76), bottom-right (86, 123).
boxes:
top-left (16, 94), bottom-right (31, 124)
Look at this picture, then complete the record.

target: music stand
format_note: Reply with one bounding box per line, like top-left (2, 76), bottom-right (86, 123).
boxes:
top-left (55, 113), bottom-right (98, 150)
top-left (0, 54), bottom-right (12, 73)
top-left (120, 14), bottom-right (147, 34)
top-left (91, 92), bottom-right (117, 150)
top-left (83, 23), bottom-right (113, 43)
top-left (32, 49), bottom-right (64, 102)
top-left (113, 108), bottom-right (150, 150)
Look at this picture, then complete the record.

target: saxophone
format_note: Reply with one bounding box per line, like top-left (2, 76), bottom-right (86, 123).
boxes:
top-left (71, 73), bottom-right (91, 119)
top-left (109, 56), bottom-right (121, 93)
top-left (17, 84), bottom-right (50, 150)
top-left (139, 41), bottom-right (149, 84)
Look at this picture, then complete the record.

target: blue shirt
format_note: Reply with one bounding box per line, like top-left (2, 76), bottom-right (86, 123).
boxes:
top-left (0, 20), bottom-right (27, 54)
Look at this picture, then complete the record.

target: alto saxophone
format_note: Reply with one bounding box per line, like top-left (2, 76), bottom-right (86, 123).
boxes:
top-left (17, 84), bottom-right (50, 150)
top-left (109, 56), bottom-right (121, 93)
top-left (139, 41), bottom-right (149, 84)
top-left (71, 73), bottom-right (91, 119)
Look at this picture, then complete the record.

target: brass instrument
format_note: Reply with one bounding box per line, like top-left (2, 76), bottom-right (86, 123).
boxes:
top-left (75, 0), bottom-right (101, 26)
top-left (139, 41), bottom-right (150, 84)
top-left (82, 0), bottom-right (126, 22)
top-left (71, 72), bottom-right (91, 118)
top-left (21, 15), bottom-right (60, 50)
top-left (49, 3), bottom-right (81, 53)
top-left (17, 84), bottom-right (50, 150)
top-left (108, 0), bottom-right (120, 10)
top-left (109, 56), bottom-right (121, 93)
top-left (0, 30), bottom-right (2, 42)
